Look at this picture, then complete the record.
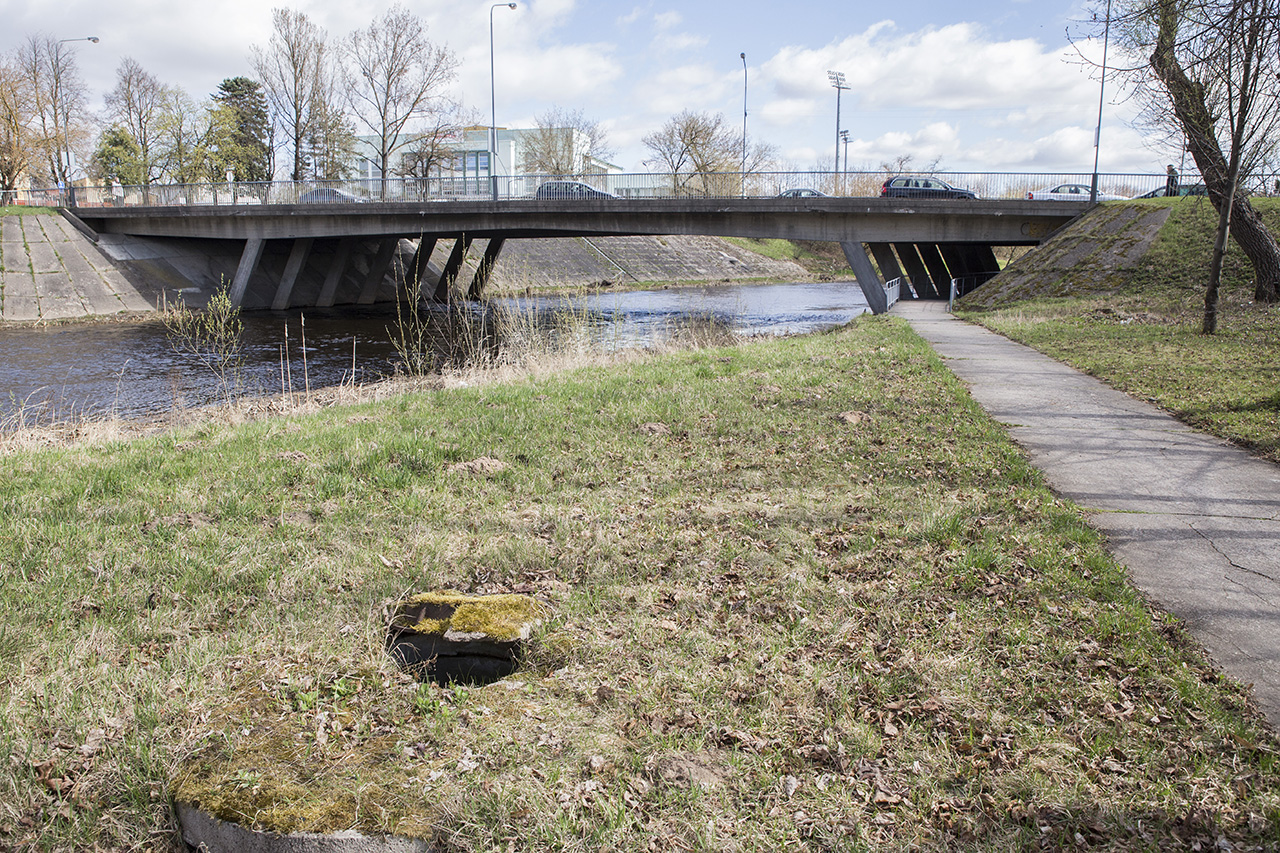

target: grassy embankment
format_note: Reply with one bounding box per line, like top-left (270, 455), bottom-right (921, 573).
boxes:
top-left (958, 197), bottom-right (1280, 463)
top-left (1, 315), bottom-right (1278, 851)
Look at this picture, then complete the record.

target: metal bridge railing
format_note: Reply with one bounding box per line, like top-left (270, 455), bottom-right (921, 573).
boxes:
top-left (948, 272), bottom-right (1002, 312)
top-left (2, 170), bottom-right (1192, 210)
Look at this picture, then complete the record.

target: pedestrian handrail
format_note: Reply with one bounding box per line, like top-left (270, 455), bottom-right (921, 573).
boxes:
top-left (948, 273), bottom-right (1001, 312)
top-left (3, 170), bottom-right (1196, 210)
top-left (885, 277), bottom-right (903, 311)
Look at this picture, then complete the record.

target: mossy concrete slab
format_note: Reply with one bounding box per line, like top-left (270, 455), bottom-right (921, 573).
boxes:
top-left (1, 269), bottom-right (39, 321)
top-left (387, 591), bottom-right (543, 685)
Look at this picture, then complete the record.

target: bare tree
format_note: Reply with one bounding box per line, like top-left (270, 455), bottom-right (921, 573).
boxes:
top-left (520, 107), bottom-right (615, 176)
top-left (399, 105), bottom-right (467, 181)
top-left (1103, 0), bottom-right (1280, 329)
top-left (157, 87), bottom-right (212, 185)
top-left (344, 4), bottom-right (459, 196)
top-left (643, 110), bottom-right (775, 196)
top-left (253, 8), bottom-right (330, 181)
top-left (104, 57), bottom-right (175, 184)
top-left (15, 35), bottom-right (93, 188)
top-left (300, 53), bottom-right (358, 180)
top-left (0, 54), bottom-right (35, 199)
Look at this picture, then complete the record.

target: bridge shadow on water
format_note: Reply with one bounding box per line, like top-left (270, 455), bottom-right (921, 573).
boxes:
top-left (0, 280), bottom-right (869, 424)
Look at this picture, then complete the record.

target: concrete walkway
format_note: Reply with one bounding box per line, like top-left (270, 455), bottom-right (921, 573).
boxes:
top-left (896, 300), bottom-right (1280, 728)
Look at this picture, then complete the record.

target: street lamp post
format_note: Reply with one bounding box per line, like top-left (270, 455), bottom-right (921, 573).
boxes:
top-left (56, 36), bottom-right (99, 208)
top-left (839, 129), bottom-right (850, 176)
top-left (490, 3), bottom-right (516, 201)
top-left (827, 70), bottom-right (849, 192)
top-left (1089, 0), bottom-right (1112, 204)
top-left (740, 52), bottom-right (748, 197)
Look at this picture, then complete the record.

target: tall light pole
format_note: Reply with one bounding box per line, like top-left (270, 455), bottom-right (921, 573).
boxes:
top-left (490, 3), bottom-right (516, 201)
top-left (56, 36), bottom-right (99, 208)
top-left (839, 129), bottom-right (850, 175)
top-left (740, 52), bottom-right (748, 197)
top-left (827, 70), bottom-right (849, 193)
top-left (1089, 0), bottom-right (1112, 204)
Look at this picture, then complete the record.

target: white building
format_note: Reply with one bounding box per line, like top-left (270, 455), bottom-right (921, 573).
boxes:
top-left (354, 126), bottom-right (622, 192)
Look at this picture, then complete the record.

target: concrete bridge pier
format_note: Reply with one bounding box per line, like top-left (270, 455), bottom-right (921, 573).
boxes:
top-left (271, 238), bottom-right (314, 310)
top-left (228, 237), bottom-right (265, 307)
top-left (840, 241), bottom-right (890, 314)
top-left (316, 238), bottom-right (355, 308)
top-left (432, 235), bottom-right (474, 303)
top-left (405, 238), bottom-right (438, 300)
top-left (467, 238), bottom-right (506, 300)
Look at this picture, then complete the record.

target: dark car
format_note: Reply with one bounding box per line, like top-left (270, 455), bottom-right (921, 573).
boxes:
top-left (534, 180), bottom-right (617, 200)
top-left (1135, 183), bottom-right (1208, 198)
top-left (298, 187), bottom-right (365, 204)
top-left (880, 175), bottom-right (977, 200)
top-left (777, 188), bottom-right (827, 198)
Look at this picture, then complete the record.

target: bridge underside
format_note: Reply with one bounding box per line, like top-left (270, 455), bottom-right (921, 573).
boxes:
top-left (75, 198), bottom-right (1079, 312)
top-left (842, 241), bottom-right (1003, 313)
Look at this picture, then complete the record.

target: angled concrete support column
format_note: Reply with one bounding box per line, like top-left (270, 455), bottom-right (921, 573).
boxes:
top-left (840, 241), bottom-right (888, 315)
top-left (893, 243), bottom-right (932, 298)
top-left (228, 237), bottom-right (265, 307)
top-left (272, 238), bottom-right (313, 310)
top-left (916, 244), bottom-right (952, 299)
top-left (432, 235), bottom-right (473, 303)
top-left (867, 243), bottom-right (904, 288)
top-left (407, 238), bottom-right (438, 301)
top-left (317, 238), bottom-right (355, 308)
top-left (939, 245), bottom-right (969, 278)
top-left (970, 243), bottom-right (1001, 275)
top-left (467, 238), bottom-right (506, 300)
top-left (357, 238), bottom-right (400, 304)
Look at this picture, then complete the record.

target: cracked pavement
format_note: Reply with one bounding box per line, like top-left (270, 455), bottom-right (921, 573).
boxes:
top-left (897, 300), bottom-right (1280, 728)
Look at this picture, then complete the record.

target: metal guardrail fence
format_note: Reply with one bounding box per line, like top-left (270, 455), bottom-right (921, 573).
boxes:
top-left (0, 170), bottom-right (1214, 209)
top-left (948, 273), bottom-right (1002, 312)
top-left (884, 277), bottom-right (903, 312)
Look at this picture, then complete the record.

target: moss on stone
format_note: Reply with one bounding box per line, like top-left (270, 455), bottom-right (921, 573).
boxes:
top-left (393, 590), bottom-right (543, 641)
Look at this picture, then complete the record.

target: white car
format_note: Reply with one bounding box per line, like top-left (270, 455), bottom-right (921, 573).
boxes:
top-left (1026, 183), bottom-right (1128, 201)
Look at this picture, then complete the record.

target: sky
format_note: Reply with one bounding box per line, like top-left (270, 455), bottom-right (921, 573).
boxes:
top-left (0, 0), bottom-right (1173, 177)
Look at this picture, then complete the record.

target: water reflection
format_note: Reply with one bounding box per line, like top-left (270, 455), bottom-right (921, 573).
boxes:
top-left (0, 280), bottom-right (868, 423)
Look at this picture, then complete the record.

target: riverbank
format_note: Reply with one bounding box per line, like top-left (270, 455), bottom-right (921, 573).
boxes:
top-left (3, 317), bottom-right (1277, 851)
top-left (956, 197), bottom-right (1280, 463)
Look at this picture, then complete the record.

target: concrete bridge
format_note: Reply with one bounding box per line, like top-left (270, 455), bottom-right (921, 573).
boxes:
top-left (72, 197), bottom-right (1085, 314)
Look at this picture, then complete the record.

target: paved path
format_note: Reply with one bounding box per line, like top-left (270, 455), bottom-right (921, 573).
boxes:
top-left (896, 300), bottom-right (1280, 728)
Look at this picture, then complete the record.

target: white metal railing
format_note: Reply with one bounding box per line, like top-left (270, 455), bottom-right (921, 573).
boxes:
top-left (884, 276), bottom-right (903, 311)
top-left (2, 170), bottom-right (1188, 210)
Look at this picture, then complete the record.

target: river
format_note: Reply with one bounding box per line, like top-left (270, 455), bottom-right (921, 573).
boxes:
top-left (0, 280), bottom-right (869, 424)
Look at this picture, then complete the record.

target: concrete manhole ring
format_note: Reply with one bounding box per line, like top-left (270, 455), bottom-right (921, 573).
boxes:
top-left (178, 803), bottom-right (434, 853)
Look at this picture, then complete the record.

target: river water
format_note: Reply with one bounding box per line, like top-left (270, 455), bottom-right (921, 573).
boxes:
top-left (0, 280), bottom-right (868, 424)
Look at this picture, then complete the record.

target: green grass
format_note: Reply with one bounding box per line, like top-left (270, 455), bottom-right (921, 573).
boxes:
top-left (2, 318), bottom-right (1277, 851)
top-left (960, 198), bottom-right (1280, 463)
top-left (0, 206), bottom-right (55, 216)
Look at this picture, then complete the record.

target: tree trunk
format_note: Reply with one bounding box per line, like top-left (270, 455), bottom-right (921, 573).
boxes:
top-left (1150, 0), bottom-right (1280, 304)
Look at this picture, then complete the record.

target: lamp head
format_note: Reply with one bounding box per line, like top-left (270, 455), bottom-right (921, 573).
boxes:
top-left (88, 36), bottom-right (99, 43)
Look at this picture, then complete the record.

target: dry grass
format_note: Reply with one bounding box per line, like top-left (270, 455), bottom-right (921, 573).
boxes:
top-left (1, 317), bottom-right (1277, 851)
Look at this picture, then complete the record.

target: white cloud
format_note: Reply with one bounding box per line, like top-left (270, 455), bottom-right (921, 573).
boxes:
top-left (653, 11), bottom-right (683, 30)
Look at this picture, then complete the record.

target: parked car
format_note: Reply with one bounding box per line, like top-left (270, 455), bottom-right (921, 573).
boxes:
top-left (1026, 183), bottom-right (1128, 201)
top-left (880, 175), bottom-right (977, 200)
top-left (534, 180), bottom-right (617, 200)
top-left (298, 187), bottom-right (365, 204)
top-left (1135, 183), bottom-right (1208, 198)
top-left (777, 188), bottom-right (827, 198)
